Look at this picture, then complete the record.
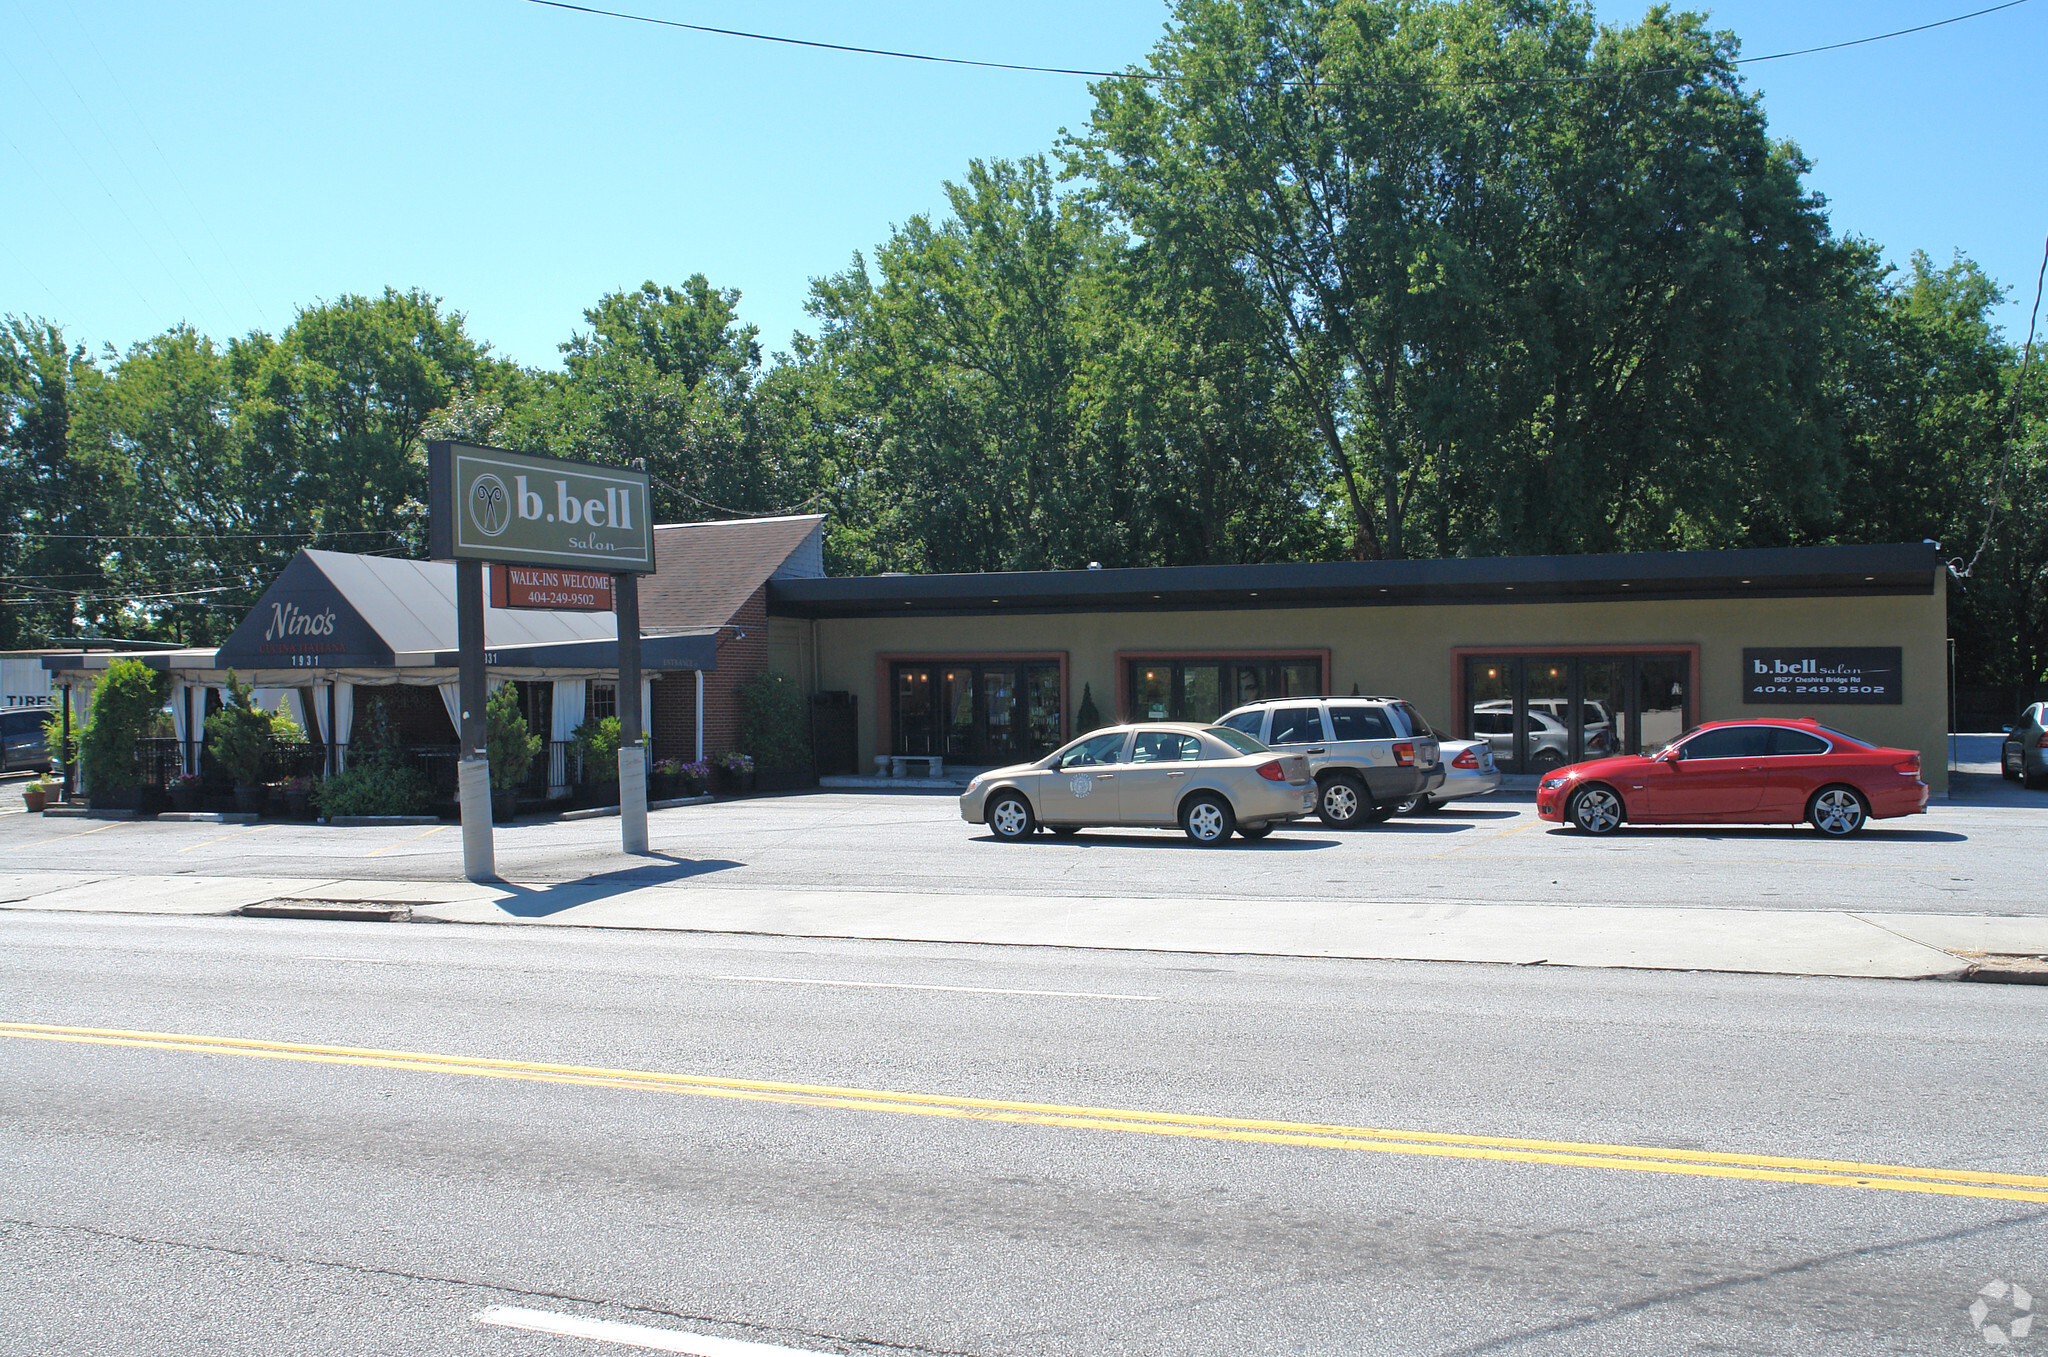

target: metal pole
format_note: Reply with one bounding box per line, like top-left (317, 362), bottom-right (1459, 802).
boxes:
top-left (60, 684), bottom-right (72, 803)
top-left (616, 573), bottom-right (647, 854)
top-left (456, 558), bottom-right (494, 880)
top-left (695, 668), bottom-right (704, 762)
top-left (326, 681), bottom-right (337, 777)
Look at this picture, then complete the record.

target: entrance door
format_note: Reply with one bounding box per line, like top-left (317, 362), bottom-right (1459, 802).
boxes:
top-left (1465, 654), bottom-right (1690, 773)
top-left (893, 662), bottom-right (1062, 763)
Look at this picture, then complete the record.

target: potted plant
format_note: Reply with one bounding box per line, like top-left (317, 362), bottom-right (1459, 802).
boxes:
top-left (712, 750), bottom-right (755, 794)
top-left (572, 716), bottom-right (622, 807)
top-left (78, 659), bottom-right (167, 813)
top-left (283, 774), bottom-right (316, 819)
top-left (169, 772), bottom-right (203, 812)
top-left (206, 672), bottom-right (302, 815)
top-left (22, 779), bottom-right (50, 814)
top-left (649, 757), bottom-right (684, 799)
top-left (485, 683), bottom-right (542, 823)
top-left (677, 759), bottom-right (711, 796)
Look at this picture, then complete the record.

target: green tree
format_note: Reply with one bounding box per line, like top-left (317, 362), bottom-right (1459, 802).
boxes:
top-left (485, 682), bottom-right (543, 791)
top-left (76, 658), bottom-right (167, 794)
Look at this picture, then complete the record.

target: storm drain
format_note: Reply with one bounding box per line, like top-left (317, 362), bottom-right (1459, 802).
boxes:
top-left (1952, 951), bottom-right (2048, 985)
top-left (239, 900), bottom-right (417, 923)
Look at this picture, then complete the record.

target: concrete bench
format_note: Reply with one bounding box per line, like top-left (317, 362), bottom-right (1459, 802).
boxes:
top-left (875, 755), bottom-right (945, 778)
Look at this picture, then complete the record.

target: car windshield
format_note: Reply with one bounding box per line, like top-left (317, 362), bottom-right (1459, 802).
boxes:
top-left (1648, 726), bottom-right (1700, 757)
top-left (1205, 726), bottom-right (1268, 756)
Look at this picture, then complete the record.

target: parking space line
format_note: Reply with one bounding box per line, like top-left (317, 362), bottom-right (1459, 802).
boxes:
top-left (1, 821), bottom-right (125, 852)
top-left (175, 826), bottom-right (269, 854)
top-left (367, 826), bottom-right (445, 857)
top-left (474, 1305), bottom-right (813, 1355)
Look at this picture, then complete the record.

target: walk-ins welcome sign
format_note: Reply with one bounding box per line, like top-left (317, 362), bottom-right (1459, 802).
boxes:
top-left (428, 442), bottom-right (654, 574)
top-left (1742, 648), bottom-right (1902, 705)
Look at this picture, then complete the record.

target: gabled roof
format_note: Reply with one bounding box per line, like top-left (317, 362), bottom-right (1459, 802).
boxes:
top-left (211, 549), bottom-right (714, 670)
top-left (639, 513), bottom-right (825, 630)
top-left (767, 542), bottom-right (1942, 619)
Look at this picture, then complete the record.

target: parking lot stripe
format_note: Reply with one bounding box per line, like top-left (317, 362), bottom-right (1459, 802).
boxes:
top-left (717, 975), bottom-right (1161, 1001)
top-left (474, 1305), bottom-right (817, 1355)
top-left (1, 821), bottom-right (125, 852)
top-left (175, 826), bottom-right (268, 854)
top-left (4, 1021), bottom-right (2044, 1204)
top-left (367, 826), bottom-right (445, 857)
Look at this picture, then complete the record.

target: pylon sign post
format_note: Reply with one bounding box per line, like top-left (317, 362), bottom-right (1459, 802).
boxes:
top-left (428, 442), bottom-right (657, 877)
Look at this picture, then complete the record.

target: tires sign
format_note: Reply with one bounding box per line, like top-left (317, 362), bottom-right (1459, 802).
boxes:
top-left (1742, 647), bottom-right (1901, 704)
top-left (428, 441), bottom-right (654, 573)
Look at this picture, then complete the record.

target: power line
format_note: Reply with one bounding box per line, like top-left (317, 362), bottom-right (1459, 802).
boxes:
top-left (1, 529), bottom-right (403, 541)
top-left (523, 0), bottom-right (2035, 86)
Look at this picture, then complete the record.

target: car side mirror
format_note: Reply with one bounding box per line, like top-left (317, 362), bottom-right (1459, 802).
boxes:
top-left (1661, 749), bottom-right (1683, 765)
top-left (2003, 725), bottom-right (2016, 734)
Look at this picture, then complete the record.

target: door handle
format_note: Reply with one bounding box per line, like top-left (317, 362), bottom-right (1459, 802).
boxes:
top-left (1305, 747), bottom-right (1326, 755)
top-left (1167, 771), bottom-right (1187, 777)
top-left (1097, 772), bottom-right (1116, 779)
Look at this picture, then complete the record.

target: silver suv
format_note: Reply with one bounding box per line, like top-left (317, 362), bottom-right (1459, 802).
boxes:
top-left (1218, 697), bottom-right (1443, 828)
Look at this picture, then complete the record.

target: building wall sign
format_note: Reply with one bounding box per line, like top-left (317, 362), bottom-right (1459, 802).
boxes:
top-left (1742, 647), bottom-right (1901, 704)
top-left (214, 559), bottom-right (394, 670)
top-left (489, 564), bottom-right (614, 611)
top-left (428, 441), bottom-right (655, 574)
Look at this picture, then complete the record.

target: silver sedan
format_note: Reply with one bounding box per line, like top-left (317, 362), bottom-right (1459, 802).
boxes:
top-left (959, 723), bottom-right (1316, 845)
top-left (1396, 738), bottom-right (1502, 813)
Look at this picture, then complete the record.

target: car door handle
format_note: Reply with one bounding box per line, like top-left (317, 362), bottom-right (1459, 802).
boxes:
top-left (1305, 747), bottom-right (1326, 755)
top-left (1166, 771), bottom-right (1187, 777)
top-left (1097, 772), bottom-right (1115, 779)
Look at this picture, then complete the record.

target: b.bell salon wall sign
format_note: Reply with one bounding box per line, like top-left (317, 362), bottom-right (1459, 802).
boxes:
top-left (1742, 647), bottom-right (1902, 705)
top-left (489, 564), bottom-right (613, 612)
top-left (427, 441), bottom-right (655, 574)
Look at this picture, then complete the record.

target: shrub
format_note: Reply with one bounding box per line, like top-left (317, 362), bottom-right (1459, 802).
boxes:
top-left (78, 659), bottom-right (167, 792)
top-left (738, 670), bottom-right (810, 770)
top-left (313, 758), bottom-right (430, 817)
top-left (574, 716), bottom-right (622, 784)
top-left (485, 683), bottom-right (542, 791)
top-left (204, 672), bottom-right (302, 787)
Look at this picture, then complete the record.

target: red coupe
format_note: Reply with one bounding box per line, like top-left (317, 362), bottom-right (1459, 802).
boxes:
top-left (1534, 718), bottom-right (1928, 836)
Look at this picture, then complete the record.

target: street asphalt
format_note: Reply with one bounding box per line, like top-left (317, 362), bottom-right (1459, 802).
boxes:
top-left (1, 911), bottom-right (2042, 1355)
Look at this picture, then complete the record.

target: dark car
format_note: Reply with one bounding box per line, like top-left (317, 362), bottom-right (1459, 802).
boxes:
top-left (2002, 703), bottom-right (2048, 789)
top-left (2, 706), bottom-right (51, 774)
top-left (1534, 718), bottom-right (1928, 837)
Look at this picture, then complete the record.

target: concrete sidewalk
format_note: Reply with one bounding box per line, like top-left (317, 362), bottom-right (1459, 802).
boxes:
top-left (4, 869), bottom-right (2045, 980)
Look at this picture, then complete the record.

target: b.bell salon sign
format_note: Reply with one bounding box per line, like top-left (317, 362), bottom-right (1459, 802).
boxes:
top-left (1742, 647), bottom-right (1901, 705)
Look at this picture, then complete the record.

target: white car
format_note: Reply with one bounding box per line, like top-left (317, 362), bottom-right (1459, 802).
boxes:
top-left (1396, 739), bottom-right (1501, 813)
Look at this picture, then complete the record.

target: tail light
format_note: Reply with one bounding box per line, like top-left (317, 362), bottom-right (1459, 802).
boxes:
top-left (1895, 754), bottom-right (1920, 774)
top-left (1392, 741), bottom-right (1415, 767)
top-left (1256, 760), bottom-right (1286, 782)
top-left (1451, 747), bottom-right (1479, 770)
top-left (2037, 733), bottom-right (2048, 749)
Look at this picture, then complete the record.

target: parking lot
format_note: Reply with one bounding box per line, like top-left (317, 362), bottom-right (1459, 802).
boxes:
top-left (3, 777), bottom-right (2043, 918)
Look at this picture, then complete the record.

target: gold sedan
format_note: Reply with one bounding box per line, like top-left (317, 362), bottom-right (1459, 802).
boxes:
top-left (959, 723), bottom-right (1316, 844)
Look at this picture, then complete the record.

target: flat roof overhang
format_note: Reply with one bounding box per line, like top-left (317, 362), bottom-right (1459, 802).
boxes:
top-left (768, 543), bottom-right (1942, 620)
top-left (426, 630), bottom-right (718, 671)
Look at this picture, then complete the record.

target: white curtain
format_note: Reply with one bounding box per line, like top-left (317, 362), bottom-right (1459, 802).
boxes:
top-left (550, 679), bottom-right (585, 797)
top-left (331, 683), bottom-right (353, 770)
top-left (640, 677), bottom-right (653, 748)
top-left (438, 682), bottom-right (463, 742)
top-left (168, 682), bottom-right (190, 775)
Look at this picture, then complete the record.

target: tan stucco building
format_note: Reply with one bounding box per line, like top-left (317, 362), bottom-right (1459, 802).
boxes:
top-left (768, 543), bottom-right (1951, 790)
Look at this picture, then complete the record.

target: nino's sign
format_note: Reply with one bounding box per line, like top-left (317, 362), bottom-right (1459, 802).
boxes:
top-left (428, 442), bottom-right (655, 574)
top-left (1742, 647), bottom-right (1901, 705)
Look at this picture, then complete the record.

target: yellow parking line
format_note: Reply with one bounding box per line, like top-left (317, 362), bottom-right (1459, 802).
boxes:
top-left (175, 825), bottom-right (269, 854)
top-left (1, 821), bottom-right (125, 852)
top-left (367, 826), bottom-right (446, 857)
top-left (3, 1022), bottom-right (2042, 1205)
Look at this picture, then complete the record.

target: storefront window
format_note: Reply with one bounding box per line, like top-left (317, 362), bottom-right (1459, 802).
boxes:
top-left (1464, 654), bottom-right (1690, 773)
top-left (1129, 657), bottom-right (1323, 724)
top-left (893, 661), bottom-right (1061, 763)
top-left (587, 681), bottom-right (617, 724)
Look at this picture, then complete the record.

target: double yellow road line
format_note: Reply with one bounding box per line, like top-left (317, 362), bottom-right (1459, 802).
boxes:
top-left (5, 1021), bottom-right (2043, 1204)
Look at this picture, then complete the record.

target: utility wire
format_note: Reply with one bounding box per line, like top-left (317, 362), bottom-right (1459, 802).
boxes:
top-left (1953, 228), bottom-right (2048, 581)
top-left (524, 0), bottom-right (2035, 85)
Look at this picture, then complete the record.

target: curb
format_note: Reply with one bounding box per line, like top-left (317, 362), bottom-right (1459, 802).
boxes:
top-left (559, 794), bottom-right (715, 821)
top-left (158, 812), bottom-right (258, 824)
top-left (42, 807), bottom-right (134, 819)
top-left (240, 900), bottom-right (414, 922)
top-left (326, 815), bottom-right (440, 827)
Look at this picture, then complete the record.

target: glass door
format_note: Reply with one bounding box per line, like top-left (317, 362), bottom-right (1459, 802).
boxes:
top-left (1465, 654), bottom-right (1690, 773)
top-left (894, 662), bottom-right (1064, 763)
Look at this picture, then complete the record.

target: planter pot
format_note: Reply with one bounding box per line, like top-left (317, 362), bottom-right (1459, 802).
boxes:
top-left (88, 787), bottom-right (142, 813)
top-left (716, 767), bottom-right (756, 794)
top-left (491, 788), bottom-right (518, 823)
top-left (755, 767), bottom-right (817, 793)
top-left (576, 783), bottom-right (621, 809)
top-left (233, 784), bottom-right (265, 816)
top-left (648, 774), bottom-right (681, 800)
top-left (23, 787), bottom-right (47, 813)
top-left (171, 786), bottom-right (202, 812)
top-left (286, 792), bottom-right (313, 820)
top-left (678, 777), bottom-right (707, 799)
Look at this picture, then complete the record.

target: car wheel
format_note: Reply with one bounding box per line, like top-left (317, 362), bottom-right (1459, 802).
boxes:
top-left (1809, 785), bottom-right (1869, 837)
top-left (1569, 784), bottom-right (1624, 835)
top-left (1316, 774), bottom-right (1368, 828)
top-left (1532, 749), bottom-right (1566, 772)
top-left (1397, 796), bottom-right (1441, 815)
top-left (1181, 793), bottom-right (1235, 845)
top-left (1237, 822), bottom-right (1275, 841)
top-left (2004, 756), bottom-right (2022, 782)
top-left (1047, 824), bottom-right (1082, 837)
top-left (986, 793), bottom-right (1034, 842)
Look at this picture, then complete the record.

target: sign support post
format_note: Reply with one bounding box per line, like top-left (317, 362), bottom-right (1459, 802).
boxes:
top-left (456, 558), bottom-right (494, 881)
top-left (616, 572), bottom-right (647, 854)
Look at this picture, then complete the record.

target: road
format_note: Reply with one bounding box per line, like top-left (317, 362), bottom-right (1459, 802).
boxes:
top-left (2, 910), bottom-right (2043, 1355)
top-left (2, 786), bottom-right (2042, 916)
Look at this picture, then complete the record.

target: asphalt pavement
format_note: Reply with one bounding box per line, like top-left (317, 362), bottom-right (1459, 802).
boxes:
top-left (4, 911), bottom-right (2046, 1355)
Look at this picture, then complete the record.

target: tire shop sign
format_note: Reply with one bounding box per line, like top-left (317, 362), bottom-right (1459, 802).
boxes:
top-left (1742, 647), bottom-right (1901, 705)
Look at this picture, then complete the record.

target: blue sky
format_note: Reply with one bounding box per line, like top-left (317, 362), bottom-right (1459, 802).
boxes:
top-left (3, 1), bottom-right (2042, 371)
